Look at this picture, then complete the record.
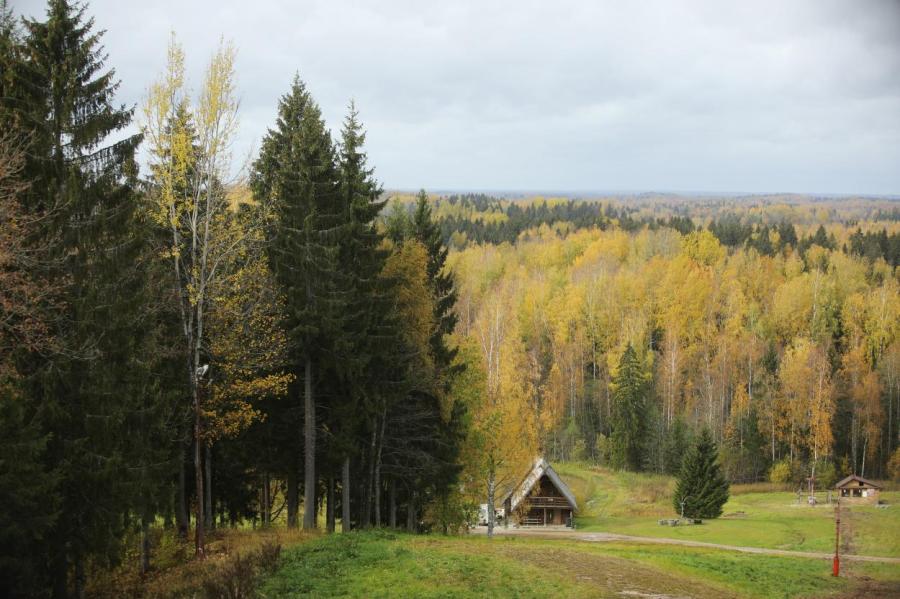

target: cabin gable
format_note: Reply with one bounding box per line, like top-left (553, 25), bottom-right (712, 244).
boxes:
top-left (503, 457), bottom-right (578, 527)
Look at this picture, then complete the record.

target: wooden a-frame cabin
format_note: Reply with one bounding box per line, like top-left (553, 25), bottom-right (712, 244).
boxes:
top-left (502, 457), bottom-right (578, 527)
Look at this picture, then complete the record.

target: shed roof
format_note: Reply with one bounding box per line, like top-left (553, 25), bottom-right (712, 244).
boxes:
top-left (503, 457), bottom-right (578, 512)
top-left (834, 474), bottom-right (882, 490)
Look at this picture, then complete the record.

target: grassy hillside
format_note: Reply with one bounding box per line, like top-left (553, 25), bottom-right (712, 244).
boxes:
top-left (554, 463), bottom-right (900, 557)
top-left (261, 531), bottom-right (899, 598)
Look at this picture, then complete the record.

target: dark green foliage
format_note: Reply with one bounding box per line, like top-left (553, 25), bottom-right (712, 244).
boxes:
top-left (663, 417), bottom-right (691, 475)
top-left (721, 408), bottom-right (768, 483)
top-left (610, 344), bottom-right (648, 471)
top-left (673, 428), bottom-right (730, 519)
top-left (0, 1), bottom-right (172, 593)
top-left (0, 395), bottom-right (59, 596)
top-left (256, 76), bottom-right (345, 354)
top-left (412, 190), bottom-right (461, 381)
top-left (848, 227), bottom-right (900, 267)
top-left (252, 74), bottom-right (349, 529)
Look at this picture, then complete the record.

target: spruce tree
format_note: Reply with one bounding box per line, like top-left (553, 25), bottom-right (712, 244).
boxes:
top-left (331, 102), bottom-right (399, 529)
top-left (0, 122), bottom-right (61, 597)
top-left (412, 189), bottom-right (460, 380)
top-left (673, 428), bottom-right (730, 519)
top-left (253, 75), bottom-right (346, 530)
top-left (610, 344), bottom-right (647, 471)
top-left (9, 0), bottom-right (149, 592)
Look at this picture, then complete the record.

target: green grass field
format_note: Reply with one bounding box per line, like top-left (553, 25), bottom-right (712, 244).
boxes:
top-left (555, 462), bottom-right (900, 557)
top-left (258, 466), bottom-right (900, 598)
top-left (260, 531), bottom-right (899, 598)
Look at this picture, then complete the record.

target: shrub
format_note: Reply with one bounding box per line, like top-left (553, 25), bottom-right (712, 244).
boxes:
top-left (769, 459), bottom-right (792, 484)
top-left (200, 540), bottom-right (282, 599)
top-left (202, 553), bottom-right (259, 599)
top-left (257, 540), bottom-right (282, 575)
top-left (813, 460), bottom-right (837, 489)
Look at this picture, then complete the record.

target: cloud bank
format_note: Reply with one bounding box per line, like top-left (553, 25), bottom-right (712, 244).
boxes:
top-left (13, 0), bottom-right (900, 194)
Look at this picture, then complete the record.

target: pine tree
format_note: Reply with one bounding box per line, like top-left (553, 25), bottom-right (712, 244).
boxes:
top-left (673, 428), bottom-right (730, 519)
top-left (610, 344), bottom-right (647, 471)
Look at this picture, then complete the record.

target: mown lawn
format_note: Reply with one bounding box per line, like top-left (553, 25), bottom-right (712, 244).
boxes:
top-left (259, 532), bottom-right (900, 598)
top-left (554, 462), bottom-right (900, 557)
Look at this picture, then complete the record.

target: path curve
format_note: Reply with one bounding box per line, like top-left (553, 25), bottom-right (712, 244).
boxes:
top-left (470, 527), bottom-right (900, 564)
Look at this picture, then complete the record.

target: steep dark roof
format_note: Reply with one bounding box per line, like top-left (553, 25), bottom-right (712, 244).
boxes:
top-left (834, 474), bottom-right (882, 489)
top-left (502, 457), bottom-right (578, 512)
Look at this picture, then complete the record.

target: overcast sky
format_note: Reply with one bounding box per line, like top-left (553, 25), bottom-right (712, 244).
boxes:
top-left (13, 0), bottom-right (900, 195)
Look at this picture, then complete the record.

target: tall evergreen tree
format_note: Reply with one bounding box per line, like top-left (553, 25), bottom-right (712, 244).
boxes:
top-left (0, 126), bottom-right (62, 598)
top-left (412, 190), bottom-right (461, 382)
top-left (331, 102), bottom-right (397, 530)
top-left (610, 344), bottom-right (648, 471)
top-left (253, 75), bottom-right (346, 530)
top-left (7, 0), bottom-right (148, 593)
top-left (673, 428), bottom-right (730, 519)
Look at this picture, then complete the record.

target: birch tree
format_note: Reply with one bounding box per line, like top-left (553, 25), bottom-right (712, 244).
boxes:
top-left (143, 35), bottom-right (243, 557)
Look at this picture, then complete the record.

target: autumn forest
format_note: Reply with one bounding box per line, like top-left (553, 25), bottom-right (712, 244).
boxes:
top-left (1, 1), bottom-right (900, 597)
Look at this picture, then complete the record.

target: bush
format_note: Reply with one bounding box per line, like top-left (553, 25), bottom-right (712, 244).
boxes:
top-left (424, 491), bottom-right (478, 534)
top-left (202, 553), bottom-right (259, 599)
top-left (814, 460), bottom-right (837, 489)
top-left (200, 540), bottom-right (282, 599)
top-left (769, 459), bottom-right (792, 484)
top-left (594, 434), bottom-right (611, 465)
top-left (257, 540), bottom-right (282, 575)
top-left (768, 458), bottom-right (808, 487)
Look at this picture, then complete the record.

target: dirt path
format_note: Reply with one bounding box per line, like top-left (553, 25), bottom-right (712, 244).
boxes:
top-left (470, 527), bottom-right (900, 564)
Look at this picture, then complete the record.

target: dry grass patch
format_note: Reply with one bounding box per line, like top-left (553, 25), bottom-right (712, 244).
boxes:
top-left (87, 527), bottom-right (314, 598)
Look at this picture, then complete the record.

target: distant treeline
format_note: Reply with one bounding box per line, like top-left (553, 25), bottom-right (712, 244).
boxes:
top-left (426, 193), bottom-right (900, 266)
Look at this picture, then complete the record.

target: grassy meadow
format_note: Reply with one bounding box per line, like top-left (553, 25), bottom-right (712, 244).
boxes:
top-left (553, 463), bottom-right (900, 558)
top-left (95, 464), bottom-right (900, 598)
top-left (256, 465), bottom-right (899, 598)
top-left (260, 532), bottom-right (899, 598)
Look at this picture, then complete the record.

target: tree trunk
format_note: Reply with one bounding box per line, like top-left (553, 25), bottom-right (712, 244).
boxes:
top-left (389, 479), bottom-right (397, 528)
top-left (176, 439), bottom-right (189, 539)
top-left (374, 411), bottom-right (386, 527)
top-left (50, 552), bottom-right (66, 599)
top-left (406, 491), bottom-right (417, 533)
top-left (205, 444), bottom-right (213, 530)
top-left (141, 514), bottom-right (151, 576)
top-left (342, 457), bottom-right (351, 532)
top-left (326, 475), bottom-right (335, 533)
top-left (363, 424), bottom-right (377, 528)
top-left (262, 472), bottom-right (271, 526)
top-left (74, 555), bottom-right (85, 599)
top-left (303, 358), bottom-right (316, 529)
top-left (487, 468), bottom-right (496, 539)
top-left (287, 468), bottom-right (298, 528)
top-left (861, 436), bottom-right (868, 477)
top-left (194, 406), bottom-right (205, 558)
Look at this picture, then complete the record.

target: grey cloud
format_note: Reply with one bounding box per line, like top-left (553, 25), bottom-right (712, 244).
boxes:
top-left (11, 0), bottom-right (900, 194)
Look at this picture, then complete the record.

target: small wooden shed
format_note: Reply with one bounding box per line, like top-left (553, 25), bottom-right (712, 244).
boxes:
top-left (502, 457), bottom-right (578, 527)
top-left (835, 474), bottom-right (882, 504)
